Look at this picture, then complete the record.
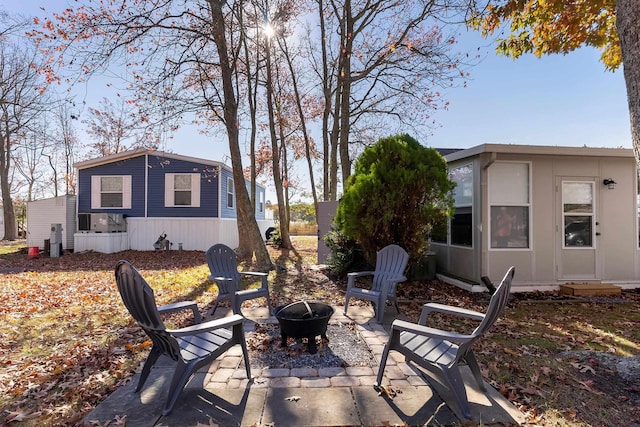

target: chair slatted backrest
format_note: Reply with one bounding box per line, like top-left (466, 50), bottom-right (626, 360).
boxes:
top-left (457, 266), bottom-right (515, 358)
top-left (205, 244), bottom-right (241, 293)
top-left (372, 245), bottom-right (409, 293)
top-left (115, 260), bottom-right (182, 361)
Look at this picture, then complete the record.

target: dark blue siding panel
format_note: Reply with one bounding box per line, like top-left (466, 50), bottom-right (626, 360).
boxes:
top-left (255, 186), bottom-right (266, 220)
top-left (219, 168), bottom-right (267, 220)
top-left (77, 156), bottom-right (146, 216)
top-left (220, 168), bottom-right (235, 219)
top-left (146, 154), bottom-right (219, 218)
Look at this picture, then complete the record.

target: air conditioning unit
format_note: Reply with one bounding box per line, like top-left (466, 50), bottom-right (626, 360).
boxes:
top-left (90, 213), bottom-right (127, 233)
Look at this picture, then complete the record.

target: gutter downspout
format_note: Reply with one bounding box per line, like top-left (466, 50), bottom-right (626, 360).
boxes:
top-left (480, 151), bottom-right (496, 284)
top-left (144, 153), bottom-right (148, 218)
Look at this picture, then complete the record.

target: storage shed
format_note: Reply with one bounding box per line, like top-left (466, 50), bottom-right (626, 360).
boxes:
top-left (431, 144), bottom-right (640, 291)
top-left (26, 195), bottom-right (77, 251)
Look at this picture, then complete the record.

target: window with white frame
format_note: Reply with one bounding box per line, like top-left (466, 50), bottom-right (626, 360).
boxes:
top-left (450, 164), bottom-right (473, 247)
top-left (259, 191), bottom-right (264, 213)
top-left (165, 173), bottom-right (200, 207)
top-left (489, 162), bottom-right (530, 249)
top-left (91, 175), bottom-right (132, 209)
top-left (227, 177), bottom-right (235, 209)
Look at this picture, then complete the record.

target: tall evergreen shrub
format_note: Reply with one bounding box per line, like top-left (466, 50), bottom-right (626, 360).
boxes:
top-left (335, 134), bottom-right (454, 264)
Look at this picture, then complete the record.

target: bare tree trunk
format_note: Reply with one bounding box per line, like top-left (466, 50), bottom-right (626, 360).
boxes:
top-left (265, 37), bottom-right (293, 249)
top-left (338, 0), bottom-right (354, 188)
top-left (0, 129), bottom-right (16, 240)
top-left (240, 5), bottom-right (258, 209)
top-left (617, 0), bottom-right (640, 182)
top-left (57, 102), bottom-right (77, 195)
top-left (209, 0), bottom-right (272, 268)
top-left (280, 36), bottom-right (320, 219)
top-left (318, 0), bottom-right (332, 202)
top-left (277, 114), bottom-right (292, 245)
top-left (329, 79), bottom-right (341, 200)
top-left (47, 155), bottom-right (59, 197)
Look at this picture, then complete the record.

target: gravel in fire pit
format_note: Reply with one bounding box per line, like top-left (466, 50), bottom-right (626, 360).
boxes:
top-left (245, 322), bottom-right (376, 369)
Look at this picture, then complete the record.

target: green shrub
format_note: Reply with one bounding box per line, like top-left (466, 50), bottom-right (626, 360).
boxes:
top-left (323, 225), bottom-right (369, 276)
top-left (335, 133), bottom-right (454, 264)
top-left (268, 227), bottom-right (283, 248)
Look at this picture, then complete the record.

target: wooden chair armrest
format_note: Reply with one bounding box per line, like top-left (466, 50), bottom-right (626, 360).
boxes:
top-left (391, 319), bottom-right (474, 344)
top-left (169, 314), bottom-right (244, 336)
top-left (418, 302), bottom-right (485, 325)
top-left (158, 301), bottom-right (202, 324)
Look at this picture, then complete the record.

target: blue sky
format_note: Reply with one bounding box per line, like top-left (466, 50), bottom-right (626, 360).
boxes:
top-left (427, 30), bottom-right (630, 150)
top-left (6, 1), bottom-right (630, 153)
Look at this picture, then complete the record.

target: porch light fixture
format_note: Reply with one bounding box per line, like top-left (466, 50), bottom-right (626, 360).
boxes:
top-left (603, 178), bottom-right (617, 189)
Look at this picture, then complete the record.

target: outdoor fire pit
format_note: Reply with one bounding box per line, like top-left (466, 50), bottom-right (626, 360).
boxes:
top-left (273, 301), bottom-right (335, 354)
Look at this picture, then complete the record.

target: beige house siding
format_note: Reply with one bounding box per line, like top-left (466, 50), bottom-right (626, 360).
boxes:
top-left (435, 144), bottom-right (639, 291)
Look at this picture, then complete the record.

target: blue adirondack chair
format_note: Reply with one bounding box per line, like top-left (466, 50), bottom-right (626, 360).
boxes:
top-left (205, 244), bottom-right (272, 315)
top-left (114, 260), bottom-right (251, 415)
top-left (375, 266), bottom-right (515, 419)
top-left (343, 244), bottom-right (409, 322)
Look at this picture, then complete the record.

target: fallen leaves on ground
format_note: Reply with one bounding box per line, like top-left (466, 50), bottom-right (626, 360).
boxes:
top-left (375, 385), bottom-right (397, 399)
top-left (2, 238), bottom-right (640, 426)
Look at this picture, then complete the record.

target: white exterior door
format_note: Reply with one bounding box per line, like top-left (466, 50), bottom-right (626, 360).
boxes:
top-left (557, 178), bottom-right (601, 280)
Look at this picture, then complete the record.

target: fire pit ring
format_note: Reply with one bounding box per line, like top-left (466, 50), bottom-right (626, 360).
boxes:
top-left (273, 301), bottom-right (335, 354)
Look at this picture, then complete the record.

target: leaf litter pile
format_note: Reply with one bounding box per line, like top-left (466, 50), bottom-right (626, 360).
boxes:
top-left (2, 237), bottom-right (640, 426)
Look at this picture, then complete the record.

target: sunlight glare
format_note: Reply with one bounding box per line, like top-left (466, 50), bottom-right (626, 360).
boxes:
top-left (264, 22), bottom-right (275, 39)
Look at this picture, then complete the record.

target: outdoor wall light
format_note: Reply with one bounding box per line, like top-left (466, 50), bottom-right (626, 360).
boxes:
top-left (603, 178), bottom-right (617, 189)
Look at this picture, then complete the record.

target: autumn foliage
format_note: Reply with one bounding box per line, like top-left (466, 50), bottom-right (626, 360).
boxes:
top-left (470, 0), bottom-right (621, 70)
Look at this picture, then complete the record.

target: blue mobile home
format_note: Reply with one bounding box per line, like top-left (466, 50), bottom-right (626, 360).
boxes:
top-left (74, 148), bottom-right (272, 253)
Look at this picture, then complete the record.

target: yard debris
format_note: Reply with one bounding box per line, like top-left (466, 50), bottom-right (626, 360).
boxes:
top-left (570, 362), bottom-right (595, 374)
top-left (375, 385), bottom-right (397, 399)
top-left (284, 395), bottom-right (302, 402)
top-left (4, 237), bottom-right (640, 426)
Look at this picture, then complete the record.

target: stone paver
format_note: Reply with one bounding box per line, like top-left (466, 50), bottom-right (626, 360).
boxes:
top-left (380, 365), bottom-right (405, 380)
top-left (357, 375), bottom-right (379, 386)
top-left (208, 368), bottom-right (236, 383)
top-left (407, 375), bottom-right (428, 386)
top-left (290, 367), bottom-right (317, 377)
top-left (318, 367), bottom-right (346, 377)
top-left (219, 356), bottom-right (241, 369)
top-left (330, 375), bottom-right (362, 387)
top-left (345, 366), bottom-right (375, 376)
top-left (300, 377), bottom-right (331, 388)
top-left (261, 368), bottom-right (290, 378)
top-left (269, 377), bottom-right (302, 388)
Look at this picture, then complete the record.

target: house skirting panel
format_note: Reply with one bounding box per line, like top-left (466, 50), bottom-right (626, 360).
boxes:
top-left (74, 232), bottom-right (129, 254)
top-left (74, 218), bottom-right (276, 253)
top-left (127, 217), bottom-right (275, 252)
